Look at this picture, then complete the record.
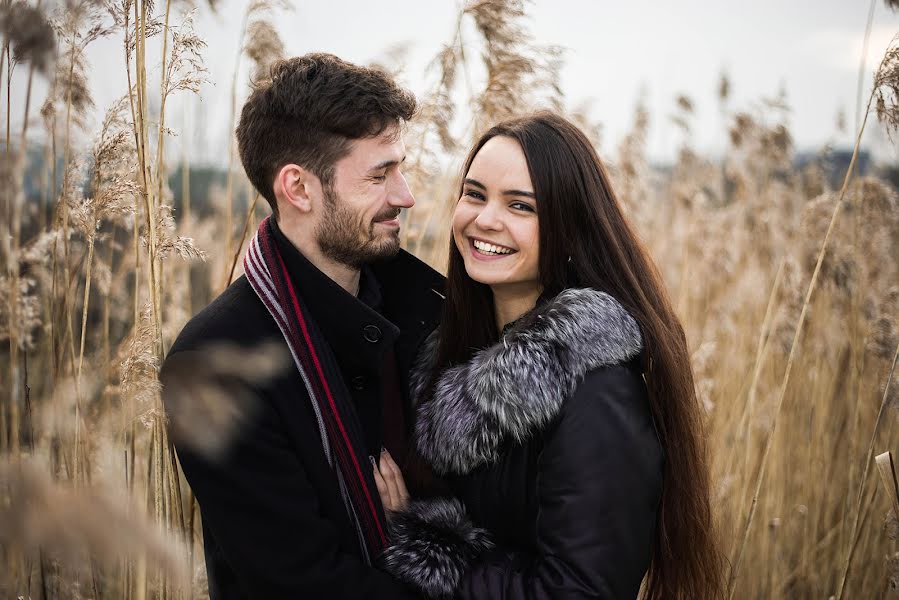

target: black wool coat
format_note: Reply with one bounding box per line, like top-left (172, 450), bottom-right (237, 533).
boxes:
top-left (160, 222), bottom-right (444, 600)
top-left (382, 288), bottom-right (666, 600)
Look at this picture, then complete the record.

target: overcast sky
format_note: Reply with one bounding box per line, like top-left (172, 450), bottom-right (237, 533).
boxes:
top-left (9, 0), bottom-right (899, 164)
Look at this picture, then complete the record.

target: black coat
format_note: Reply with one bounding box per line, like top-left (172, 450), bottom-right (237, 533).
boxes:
top-left (382, 288), bottom-right (665, 599)
top-left (161, 222), bottom-right (444, 600)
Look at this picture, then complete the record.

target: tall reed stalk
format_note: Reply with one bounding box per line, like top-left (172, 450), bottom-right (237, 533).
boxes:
top-left (727, 73), bottom-right (878, 600)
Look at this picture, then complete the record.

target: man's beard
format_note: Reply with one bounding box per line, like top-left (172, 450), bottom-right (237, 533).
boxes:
top-left (315, 184), bottom-right (402, 269)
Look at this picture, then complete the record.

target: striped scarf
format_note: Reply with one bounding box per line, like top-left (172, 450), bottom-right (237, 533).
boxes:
top-left (243, 216), bottom-right (387, 563)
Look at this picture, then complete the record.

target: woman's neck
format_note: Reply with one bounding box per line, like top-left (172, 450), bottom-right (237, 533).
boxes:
top-left (491, 283), bottom-right (543, 331)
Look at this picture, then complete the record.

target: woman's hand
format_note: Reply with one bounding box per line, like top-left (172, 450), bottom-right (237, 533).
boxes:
top-left (372, 448), bottom-right (409, 516)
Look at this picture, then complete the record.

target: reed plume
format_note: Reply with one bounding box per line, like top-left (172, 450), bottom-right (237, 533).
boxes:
top-left (0, 458), bottom-right (189, 582)
top-left (466, 0), bottom-right (563, 134)
top-left (1, 1), bottom-right (55, 74)
top-left (161, 340), bottom-right (288, 457)
top-left (874, 34), bottom-right (899, 139)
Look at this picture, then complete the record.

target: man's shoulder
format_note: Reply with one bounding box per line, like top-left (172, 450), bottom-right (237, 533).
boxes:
top-left (167, 275), bottom-right (277, 358)
top-left (370, 249), bottom-right (445, 333)
top-left (371, 248), bottom-right (445, 295)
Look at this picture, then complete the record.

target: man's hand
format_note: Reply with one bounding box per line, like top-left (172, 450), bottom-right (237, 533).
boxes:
top-left (372, 448), bottom-right (409, 516)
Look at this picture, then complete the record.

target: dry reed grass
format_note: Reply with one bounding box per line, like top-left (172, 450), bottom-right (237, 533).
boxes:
top-left (1, 1), bottom-right (898, 598)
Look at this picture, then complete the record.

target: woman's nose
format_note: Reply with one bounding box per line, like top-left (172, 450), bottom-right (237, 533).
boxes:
top-left (474, 201), bottom-right (503, 230)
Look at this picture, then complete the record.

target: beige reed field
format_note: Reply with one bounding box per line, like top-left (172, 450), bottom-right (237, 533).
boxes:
top-left (2, 0), bottom-right (899, 598)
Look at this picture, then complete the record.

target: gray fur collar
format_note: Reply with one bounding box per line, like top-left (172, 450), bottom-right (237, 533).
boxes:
top-left (412, 288), bottom-right (643, 475)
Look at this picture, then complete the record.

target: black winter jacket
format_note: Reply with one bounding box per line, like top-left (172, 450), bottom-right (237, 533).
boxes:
top-left (160, 222), bottom-right (444, 599)
top-left (382, 288), bottom-right (665, 599)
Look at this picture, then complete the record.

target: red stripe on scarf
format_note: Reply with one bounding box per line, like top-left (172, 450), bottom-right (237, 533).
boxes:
top-left (275, 250), bottom-right (387, 548)
top-left (256, 233), bottom-right (366, 517)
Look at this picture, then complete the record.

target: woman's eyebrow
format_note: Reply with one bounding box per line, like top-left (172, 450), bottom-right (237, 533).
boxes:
top-left (503, 189), bottom-right (535, 199)
top-left (464, 177), bottom-right (535, 198)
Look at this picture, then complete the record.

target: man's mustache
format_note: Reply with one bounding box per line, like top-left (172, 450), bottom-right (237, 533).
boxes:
top-left (373, 208), bottom-right (401, 222)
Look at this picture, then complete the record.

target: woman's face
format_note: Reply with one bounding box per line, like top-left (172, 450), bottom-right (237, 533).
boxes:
top-left (452, 135), bottom-right (540, 292)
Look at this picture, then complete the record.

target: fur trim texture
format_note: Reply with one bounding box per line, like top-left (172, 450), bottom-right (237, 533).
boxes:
top-left (414, 288), bottom-right (643, 475)
top-left (380, 498), bottom-right (493, 599)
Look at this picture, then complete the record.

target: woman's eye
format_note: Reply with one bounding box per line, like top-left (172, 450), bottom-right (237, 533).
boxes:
top-left (463, 190), bottom-right (485, 200)
top-left (511, 201), bottom-right (535, 212)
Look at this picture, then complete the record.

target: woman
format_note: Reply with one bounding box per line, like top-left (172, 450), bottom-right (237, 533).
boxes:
top-left (374, 111), bottom-right (724, 599)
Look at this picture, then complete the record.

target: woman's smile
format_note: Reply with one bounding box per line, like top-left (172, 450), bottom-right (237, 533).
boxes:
top-left (469, 237), bottom-right (517, 260)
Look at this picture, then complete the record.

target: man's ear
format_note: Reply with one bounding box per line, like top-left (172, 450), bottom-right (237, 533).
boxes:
top-left (273, 164), bottom-right (321, 214)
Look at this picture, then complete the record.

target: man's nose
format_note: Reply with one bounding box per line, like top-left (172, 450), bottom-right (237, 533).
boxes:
top-left (387, 171), bottom-right (414, 208)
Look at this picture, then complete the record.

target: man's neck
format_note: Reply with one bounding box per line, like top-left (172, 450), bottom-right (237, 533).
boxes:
top-left (277, 218), bottom-right (361, 297)
top-left (491, 283), bottom-right (543, 331)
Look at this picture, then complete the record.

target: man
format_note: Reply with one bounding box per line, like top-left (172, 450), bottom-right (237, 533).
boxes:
top-left (161, 53), bottom-right (444, 599)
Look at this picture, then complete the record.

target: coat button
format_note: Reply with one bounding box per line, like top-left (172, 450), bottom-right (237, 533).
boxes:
top-left (351, 375), bottom-right (366, 390)
top-left (363, 325), bottom-right (382, 343)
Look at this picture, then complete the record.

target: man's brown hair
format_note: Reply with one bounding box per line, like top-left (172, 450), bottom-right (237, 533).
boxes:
top-left (235, 53), bottom-right (417, 219)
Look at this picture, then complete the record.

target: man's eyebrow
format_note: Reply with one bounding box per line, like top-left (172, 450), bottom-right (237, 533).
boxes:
top-left (369, 156), bottom-right (406, 172)
top-left (464, 177), bottom-right (535, 199)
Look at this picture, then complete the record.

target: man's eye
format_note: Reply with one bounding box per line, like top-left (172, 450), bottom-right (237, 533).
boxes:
top-left (372, 175), bottom-right (387, 182)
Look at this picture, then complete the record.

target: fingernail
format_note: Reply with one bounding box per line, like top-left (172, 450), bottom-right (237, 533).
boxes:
top-left (369, 455), bottom-right (377, 468)
top-left (381, 446), bottom-right (387, 455)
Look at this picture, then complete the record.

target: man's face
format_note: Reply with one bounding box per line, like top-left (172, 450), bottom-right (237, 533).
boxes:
top-left (315, 125), bottom-right (414, 268)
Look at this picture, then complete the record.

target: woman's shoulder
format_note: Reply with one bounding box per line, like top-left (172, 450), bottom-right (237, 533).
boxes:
top-left (551, 358), bottom-right (663, 462)
top-left (567, 359), bottom-right (649, 418)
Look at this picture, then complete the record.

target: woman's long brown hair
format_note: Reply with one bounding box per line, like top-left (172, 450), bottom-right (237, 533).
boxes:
top-left (436, 111), bottom-right (725, 599)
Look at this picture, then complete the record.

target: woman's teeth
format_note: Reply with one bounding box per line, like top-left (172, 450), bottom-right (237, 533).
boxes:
top-left (473, 239), bottom-right (514, 255)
